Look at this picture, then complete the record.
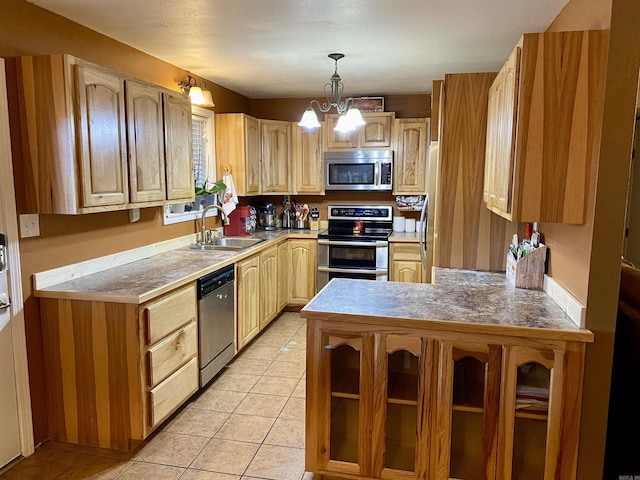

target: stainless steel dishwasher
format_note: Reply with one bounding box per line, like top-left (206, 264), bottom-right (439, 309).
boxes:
top-left (197, 264), bottom-right (235, 387)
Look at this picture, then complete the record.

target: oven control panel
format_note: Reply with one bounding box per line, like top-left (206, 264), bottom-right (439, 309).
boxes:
top-left (328, 205), bottom-right (393, 221)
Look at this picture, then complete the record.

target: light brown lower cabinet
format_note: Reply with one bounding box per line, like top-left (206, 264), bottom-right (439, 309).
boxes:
top-left (389, 243), bottom-right (426, 283)
top-left (306, 319), bottom-right (587, 480)
top-left (39, 283), bottom-right (198, 450)
top-left (237, 254), bottom-right (261, 350)
top-left (259, 245), bottom-right (278, 330)
top-left (289, 239), bottom-right (317, 305)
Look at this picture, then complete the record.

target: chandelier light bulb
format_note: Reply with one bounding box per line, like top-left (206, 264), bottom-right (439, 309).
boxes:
top-left (298, 107), bottom-right (321, 129)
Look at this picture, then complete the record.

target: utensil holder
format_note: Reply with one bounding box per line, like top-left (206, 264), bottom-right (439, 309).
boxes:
top-left (296, 219), bottom-right (307, 229)
top-left (506, 245), bottom-right (547, 290)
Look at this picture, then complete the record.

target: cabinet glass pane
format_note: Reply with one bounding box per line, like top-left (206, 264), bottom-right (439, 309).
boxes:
top-left (385, 403), bottom-right (417, 471)
top-left (331, 345), bottom-right (360, 396)
top-left (512, 362), bottom-right (550, 480)
top-left (330, 344), bottom-right (360, 464)
top-left (385, 350), bottom-right (419, 472)
top-left (450, 356), bottom-right (486, 480)
top-left (450, 410), bottom-right (483, 480)
top-left (387, 350), bottom-right (419, 402)
top-left (452, 356), bottom-right (485, 408)
top-left (330, 397), bottom-right (359, 463)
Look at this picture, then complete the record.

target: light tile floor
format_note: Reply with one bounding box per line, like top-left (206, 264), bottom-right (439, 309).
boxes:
top-left (1, 312), bottom-right (324, 480)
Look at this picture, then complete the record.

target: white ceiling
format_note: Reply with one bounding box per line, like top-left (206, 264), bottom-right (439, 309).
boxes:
top-left (28, 0), bottom-right (567, 99)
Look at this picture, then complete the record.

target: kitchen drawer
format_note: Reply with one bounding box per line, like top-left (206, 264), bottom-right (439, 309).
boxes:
top-left (149, 357), bottom-right (198, 428)
top-left (147, 321), bottom-right (197, 388)
top-left (390, 243), bottom-right (421, 261)
top-left (144, 283), bottom-right (196, 345)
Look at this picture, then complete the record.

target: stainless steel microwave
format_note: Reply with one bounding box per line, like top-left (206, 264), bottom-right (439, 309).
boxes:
top-left (324, 150), bottom-right (393, 191)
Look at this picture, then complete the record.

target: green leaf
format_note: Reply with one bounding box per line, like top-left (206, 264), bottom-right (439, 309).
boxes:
top-left (194, 178), bottom-right (227, 195)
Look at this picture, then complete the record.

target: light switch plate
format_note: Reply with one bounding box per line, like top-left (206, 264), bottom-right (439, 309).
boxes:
top-left (19, 214), bottom-right (40, 238)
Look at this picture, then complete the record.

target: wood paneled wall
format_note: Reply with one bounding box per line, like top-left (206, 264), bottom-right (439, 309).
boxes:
top-left (435, 73), bottom-right (517, 271)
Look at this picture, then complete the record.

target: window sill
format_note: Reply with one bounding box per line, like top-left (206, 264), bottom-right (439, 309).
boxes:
top-left (163, 206), bottom-right (218, 225)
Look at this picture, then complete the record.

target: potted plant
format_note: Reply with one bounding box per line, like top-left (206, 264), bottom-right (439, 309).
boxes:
top-left (193, 178), bottom-right (227, 211)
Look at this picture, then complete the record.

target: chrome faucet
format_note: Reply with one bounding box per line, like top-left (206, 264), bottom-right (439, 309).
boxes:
top-left (200, 204), bottom-right (230, 244)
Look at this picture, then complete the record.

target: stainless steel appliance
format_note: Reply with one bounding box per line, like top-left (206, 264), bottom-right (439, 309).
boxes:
top-left (197, 265), bottom-right (235, 387)
top-left (325, 150), bottom-right (393, 191)
top-left (317, 205), bottom-right (393, 290)
top-left (255, 202), bottom-right (278, 230)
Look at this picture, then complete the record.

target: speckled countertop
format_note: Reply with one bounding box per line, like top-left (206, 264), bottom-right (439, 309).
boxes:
top-left (35, 229), bottom-right (317, 304)
top-left (389, 231), bottom-right (420, 242)
top-left (301, 268), bottom-right (593, 342)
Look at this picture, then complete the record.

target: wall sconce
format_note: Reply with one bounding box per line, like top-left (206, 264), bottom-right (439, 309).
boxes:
top-left (178, 75), bottom-right (215, 107)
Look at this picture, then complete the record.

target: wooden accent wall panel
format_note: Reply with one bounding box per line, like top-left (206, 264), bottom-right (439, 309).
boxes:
top-left (436, 73), bottom-right (513, 271)
top-left (40, 298), bottom-right (142, 450)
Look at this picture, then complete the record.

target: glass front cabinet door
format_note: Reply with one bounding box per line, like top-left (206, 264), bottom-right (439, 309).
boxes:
top-left (435, 342), bottom-right (503, 480)
top-left (306, 327), bottom-right (434, 480)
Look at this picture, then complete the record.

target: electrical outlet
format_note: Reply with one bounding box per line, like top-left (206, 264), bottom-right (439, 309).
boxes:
top-left (283, 195), bottom-right (290, 204)
top-left (19, 214), bottom-right (40, 238)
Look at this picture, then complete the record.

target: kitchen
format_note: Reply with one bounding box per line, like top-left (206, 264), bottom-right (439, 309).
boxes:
top-left (0, 0), bottom-right (637, 479)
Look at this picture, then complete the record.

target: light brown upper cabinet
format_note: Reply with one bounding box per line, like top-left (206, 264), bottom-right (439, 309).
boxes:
top-left (163, 92), bottom-right (194, 201)
top-left (292, 124), bottom-right (324, 194)
top-left (483, 30), bottom-right (607, 224)
top-left (261, 120), bottom-right (291, 194)
top-left (392, 118), bottom-right (430, 195)
top-left (9, 54), bottom-right (193, 214)
top-left (325, 112), bottom-right (395, 150)
top-left (10, 55), bottom-right (128, 214)
top-left (215, 114), bottom-right (261, 196)
top-left (125, 80), bottom-right (166, 205)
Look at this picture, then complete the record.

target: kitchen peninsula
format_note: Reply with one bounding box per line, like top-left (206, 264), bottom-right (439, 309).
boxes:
top-left (301, 270), bottom-right (593, 480)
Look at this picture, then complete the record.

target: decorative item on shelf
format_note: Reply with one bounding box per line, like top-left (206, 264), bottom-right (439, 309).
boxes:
top-left (298, 53), bottom-right (366, 133)
top-left (506, 233), bottom-right (547, 290)
top-left (396, 195), bottom-right (426, 211)
top-left (178, 74), bottom-right (215, 107)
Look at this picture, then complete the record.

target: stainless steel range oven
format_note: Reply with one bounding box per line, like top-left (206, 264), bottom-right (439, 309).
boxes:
top-left (317, 205), bottom-right (393, 290)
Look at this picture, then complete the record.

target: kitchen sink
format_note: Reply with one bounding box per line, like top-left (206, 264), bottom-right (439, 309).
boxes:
top-left (189, 237), bottom-right (264, 251)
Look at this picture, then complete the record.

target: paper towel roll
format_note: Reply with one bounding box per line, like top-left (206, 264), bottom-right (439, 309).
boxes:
top-left (405, 218), bottom-right (416, 232)
top-left (393, 216), bottom-right (405, 232)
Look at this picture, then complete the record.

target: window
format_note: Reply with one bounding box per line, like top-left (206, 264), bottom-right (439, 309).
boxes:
top-left (192, 106), bottom-right (216, 189)
top-left (163, 105), bottom-right (218, 225)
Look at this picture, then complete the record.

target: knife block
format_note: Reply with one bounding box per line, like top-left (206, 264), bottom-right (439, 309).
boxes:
top-left (506, 245), bottom-right (547, 290)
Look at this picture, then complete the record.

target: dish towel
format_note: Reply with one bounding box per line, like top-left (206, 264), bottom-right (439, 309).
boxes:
top-left (221, 173), bottom-right (238, 216)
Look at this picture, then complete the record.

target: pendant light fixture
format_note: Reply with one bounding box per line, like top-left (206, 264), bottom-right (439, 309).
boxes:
top-left (298, 53), bottom-right (365, 132)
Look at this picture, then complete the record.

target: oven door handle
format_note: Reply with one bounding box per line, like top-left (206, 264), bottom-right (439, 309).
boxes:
top-left (317, 239), bottom-right (387, 247)
top-left (317, 266), bottom-right (388, 275)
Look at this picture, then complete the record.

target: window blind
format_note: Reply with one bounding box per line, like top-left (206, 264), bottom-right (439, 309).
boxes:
top-left (192, 116), bottom-right (208, 186)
